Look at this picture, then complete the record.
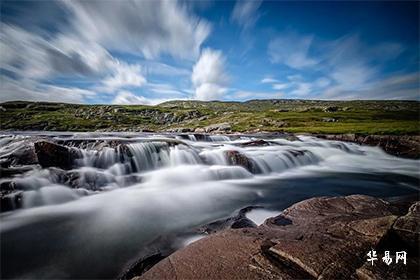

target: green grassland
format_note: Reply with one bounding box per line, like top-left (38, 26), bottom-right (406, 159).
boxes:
top-left (0, 100), bottom-right (419, 135)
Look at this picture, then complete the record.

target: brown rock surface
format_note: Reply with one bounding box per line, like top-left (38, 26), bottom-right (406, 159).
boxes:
top-left (392, 201), bottom-right (420, 249)
top-left (137, 195), bottom-right (419, 280)
top-left (34, 141), bottom-right (81, 169)
top-left (316, 134), bottom-right (420, 159)
top-left (224, 150), bottom-right (261, 174)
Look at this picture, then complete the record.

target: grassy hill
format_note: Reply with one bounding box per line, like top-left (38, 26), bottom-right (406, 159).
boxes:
top-left (0, 100), bottom-right (419, 135)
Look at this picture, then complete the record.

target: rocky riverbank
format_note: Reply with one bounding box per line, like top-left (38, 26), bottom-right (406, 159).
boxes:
top-left (315, 134), bottom-right (420, 159)
top-left (127, 195), bottom-right (419, 280)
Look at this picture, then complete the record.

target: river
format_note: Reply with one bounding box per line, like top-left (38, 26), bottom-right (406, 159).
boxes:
top-left (0, 132), bottom-right (418, 279)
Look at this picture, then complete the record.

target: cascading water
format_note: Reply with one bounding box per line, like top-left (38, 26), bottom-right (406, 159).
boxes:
top-left (0, 132), bottom-right (419, 279)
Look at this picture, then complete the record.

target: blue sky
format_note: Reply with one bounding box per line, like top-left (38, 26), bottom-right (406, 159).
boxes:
top-left (0, 0), bottom-right (419, 104)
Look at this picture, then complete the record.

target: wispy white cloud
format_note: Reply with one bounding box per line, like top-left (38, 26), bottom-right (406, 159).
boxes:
top-left (229, 90), bottom-right (282, 100)
top-left (101, 63), bottom-right (147, 92)
top-left (315, 77), bottom-right (331, 88)
top-left (191, 48), bottom-right (229, 100)
top-left (112, 90), bottom-right (169, 105)
top-left (0, 76), bottom-right (96, 103)
top-left (0, 24), bottom-right (112, 80)
top-left (322, 72), bottom-right (419, 100)
top-left (268, 32), bottom-right (318, 69)
top-left (272, 83), bottom-right (290, 90)
top-left (261, 77), bottom-right (280, 84)
top-left (0, 0), bottom-right (211, 103)
top-left (265, 31), bottom-right (417, 100)
top-left (231, 0), bottom-right (262, 29)
top-left (142, 61), bottom-right (190, 77)
top-left (147, 82), bottom-right (187, 97)
top-left (64, 0), bottom-right (211, 60)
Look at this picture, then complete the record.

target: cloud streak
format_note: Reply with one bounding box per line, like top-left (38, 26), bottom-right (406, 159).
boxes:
top-left (64, 0), bottom-right (210, 60)
top-left (192, 48), bottom-right (229, 100)
top-left (268, 32), bottom-right (318, 69)
top-left (231, 0), bottom-right (262, 29)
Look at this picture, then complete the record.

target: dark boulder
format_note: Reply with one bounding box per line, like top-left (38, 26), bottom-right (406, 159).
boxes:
top-left (0, 191), bottom-right (23, 212)
top-left (224, 150), bottom-right (261, 173)
top-left (239, 139), bottom-right (272, 147)
top-left (34, 141), bottom-right (81, 170)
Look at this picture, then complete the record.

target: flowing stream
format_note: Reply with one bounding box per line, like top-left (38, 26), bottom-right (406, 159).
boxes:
top-left (0, 132), bottom-right (419, 279)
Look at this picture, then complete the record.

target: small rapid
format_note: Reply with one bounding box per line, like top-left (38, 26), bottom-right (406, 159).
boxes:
top-left (0, 132), bottom-right (418, 279)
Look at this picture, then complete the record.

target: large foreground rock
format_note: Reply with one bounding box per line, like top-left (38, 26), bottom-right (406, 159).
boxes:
top-left (136, 195), bottom-right (419, 280)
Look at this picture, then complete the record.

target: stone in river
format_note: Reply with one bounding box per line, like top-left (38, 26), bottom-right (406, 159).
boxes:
top-left (34, 141), bottom-right (81, 170)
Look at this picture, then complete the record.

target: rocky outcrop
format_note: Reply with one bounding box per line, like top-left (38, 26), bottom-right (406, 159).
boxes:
top-left (34, 141), bottom-right (81, 170)
top-left (204, 123), bottom-right (231, 133)
top-left (316, 134), bottom-right (420, 159)
top-left (238, 139), bottom-right (272, 147)
top-left (392, 201), bottom-right (420, 249)
top-left (0, 143), bottom-right (38, 168)
top-left (135, 195), bottom-right (419, 280)
top-left (322, 117), bottom-right (338, 122)
top-left (224, 150), bottom-right (261, 173)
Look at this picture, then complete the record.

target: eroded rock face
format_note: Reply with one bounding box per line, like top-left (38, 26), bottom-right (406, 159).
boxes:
top-left (0, 143), bottom-right (38, 168)
top-left (204, 123), bottom-right (231, 133)
top-left (317, 134), bottom-right (420, 159)
top-left (224, 150), bottom-right (261, 174)
top-left (392, 202), bottom-right (420, 249)
top-left (34, 141), bottom-right (81, 170)
top-left (136, 195), bottom-right (419, 280)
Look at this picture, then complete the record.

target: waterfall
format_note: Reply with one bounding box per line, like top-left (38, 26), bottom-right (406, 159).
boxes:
top-left (2, 133), bottom-right (419, 212)
top-left (127, 142), bottom-right (171, 171)
top-left (209, 135), bottom-right (231, 142)
top-left (169, 146), bottom-right (202, 165)
top-left (1, 132), bottom-right (419, 280)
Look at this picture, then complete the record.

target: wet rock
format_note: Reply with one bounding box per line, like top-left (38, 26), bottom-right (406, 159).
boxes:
top-left (239, 139), bottom-right (272, 147)
top-left (64, 170), bottom-right (115, 190)
top-left (1, 144), bottom-right (38, 167)
top-left (197, 206), bottom-right (259, 234)
top-left (167, 127), bottom-right (192, 133)
top-left (34, 141), bottom-right (81, 170)
top-left (0, 180), bottom-right (16, 193)
top-left (316, 134), bottom-right (420, 159)
top-left (119, 235), bottom-right (187, 280)
top-left (0, 191), bottom-right (23, 212)
top-left (137, 195), bottom-right (418, 280)
top-left (284, 134), bottom-right (300, 141)
top-left (224, 150), bottom-right (261, 173)
top-left (0, 166), bottom-right (35, 177)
